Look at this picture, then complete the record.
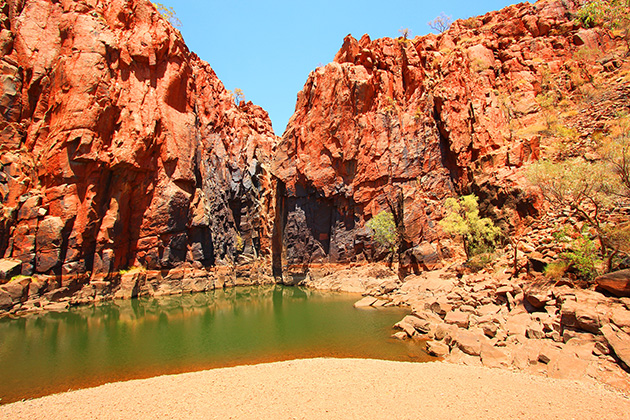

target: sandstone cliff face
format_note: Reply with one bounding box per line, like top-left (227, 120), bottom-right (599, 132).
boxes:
top-left (0, 0), bottom-right (278, 287)
top-left (273, 0), bottom-right (614, 278)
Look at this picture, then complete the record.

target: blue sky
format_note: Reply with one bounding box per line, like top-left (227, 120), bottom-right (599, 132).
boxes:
top-left (157, 0), bottom-right (529, 135)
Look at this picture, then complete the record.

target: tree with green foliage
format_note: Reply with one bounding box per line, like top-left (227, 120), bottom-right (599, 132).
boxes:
top-left (528, 158), bottom-right (617, 265)
top-left (153, 3), bottom-right (182, 28)
top-left (576, 0), bottom-right (630, 53)
top-left (366, 211), bottom-right (397, 254)
top-left (527, 148), bottom-right (630, 274)
top-left (439, 194), bottom-right (501, 260)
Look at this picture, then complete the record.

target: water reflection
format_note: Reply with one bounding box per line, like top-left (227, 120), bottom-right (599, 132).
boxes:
top-left (0, 286), bottom-right (430, 404)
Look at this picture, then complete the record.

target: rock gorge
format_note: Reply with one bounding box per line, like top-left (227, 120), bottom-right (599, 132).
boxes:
top-left (0, 0), bottom-right (627, 311)
top-left (0, 0), bottom-right (278, 306)
top-left (273, 0), bottom-right (611, 281)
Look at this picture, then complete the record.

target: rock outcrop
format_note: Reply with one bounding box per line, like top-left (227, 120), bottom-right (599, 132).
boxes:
top-left (0, 0), bottom-right (278, 310)
top-left (272, 0), bottom-right (614, 280)
top-left (304, 261), bottom-right (630, 394)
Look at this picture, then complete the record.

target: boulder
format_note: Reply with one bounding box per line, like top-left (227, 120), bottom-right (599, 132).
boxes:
top-left (444, 310), bottom-right (470, 328)
top-left (505, 312), bottom-right (531, 337)
top-left (0, 259), bottom-right (21, 280)
top-left (526, 321), bottom-right (545, 339)
top-left (391, 331), bottom-right (408, 340)
top-left (18, 195), bottom-right (42, 220)
top-left (575, 305), bottom-right (604, 334)
top-left (480, 342), bottom-right (510, 368)
top-left (394, 317), bottom-right (417, 337)
top-left (600, 324), bottom-right (630, 368)
top-left (478, 321), bottom-right (499, 338)
top-left (410, 242), bottom-right (443, 271)
top-left (429, 298), bottom-right (452, 317)
top-left (434, 322), bottom-right (457, 341)
top-left (0, 289), bottom-right (13, 310)
top-left (524, 279), bottom-right (554, 309)
top-left (452, 329), bottom-right (485, 356)
top-left (114, 270), bottom-right (145, 300)
top-left (426, 340), bottom-right (450, 357)
top-left (573, 29), bottom-right (600, 50)
top-left (611, 306), bottom-right (630, 332)
top-left (354, 296), bottom-right (378, 308)
top-left (409, 311), bottom-right (442, 332)
top-left (547, 351), bottom-right (589, 380)
top-left (1, 278), bottom-right (30, 303)
top-left (596, 270), bottom-right (630, 297)
top-left (396, 313), bottom-right (439, 335)
top-left (467, 44), bottom-right (496, 71)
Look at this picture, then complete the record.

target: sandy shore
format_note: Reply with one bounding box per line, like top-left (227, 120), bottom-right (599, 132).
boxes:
top-left (1, 358), bottom-right (629, 420)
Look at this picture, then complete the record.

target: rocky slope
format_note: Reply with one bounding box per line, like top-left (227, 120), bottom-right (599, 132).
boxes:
top-left (272, 0), bottom-right (624, 281)
top-left (0, 0), bottom-right (278, 311)
top-left (304, 260), bottom-right (630, 395)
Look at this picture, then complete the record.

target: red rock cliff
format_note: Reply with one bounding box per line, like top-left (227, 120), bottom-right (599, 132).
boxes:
top-left (0, 0), bottom-right (278, 282)
top-left (273, 0), bottom-right (616, 278)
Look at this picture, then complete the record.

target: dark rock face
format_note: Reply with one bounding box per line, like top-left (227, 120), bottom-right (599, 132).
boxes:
top-left (0, 0), bottom-right (278, 288)
top-left (272, 0), bottom-right (611, 272)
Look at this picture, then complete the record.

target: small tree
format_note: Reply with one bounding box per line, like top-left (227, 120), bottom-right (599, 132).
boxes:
top-left (367, 211), bottom-right (397, 254)
top-left (528, 159), bottom-right (615, 236)
top-left (428, 12), bottom-right (453, 34)
top-left (527, 157), bottom-right (627, 273)
top-left (398, 27), bottom-right (411, 40)
top-left (153, 3), bottom-right (182, 28)
top-left (228, 88), bottom-right (245, 106)
top-left (439, 194), bottom-right (501, 259)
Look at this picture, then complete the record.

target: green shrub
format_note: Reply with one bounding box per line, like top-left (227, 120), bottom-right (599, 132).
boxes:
top-left (561, 233), bottom-right (603, 280)
top-left (439, 194), bottom-right (501, 259)
top-left (576, 0), bottom-right (608, 28)
top-left (575, 0), bottom-right (630, 53)
top-left (367, 211), bottom-right (397, 252)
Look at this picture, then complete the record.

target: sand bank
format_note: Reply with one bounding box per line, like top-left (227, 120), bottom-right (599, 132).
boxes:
top-left (2, 358), bottom-right (629, 419)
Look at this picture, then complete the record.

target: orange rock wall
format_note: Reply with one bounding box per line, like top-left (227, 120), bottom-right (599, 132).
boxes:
top-left (273, 0), bottom-right (610, 273)
top-left (0, 0), bottom-right (278, 278)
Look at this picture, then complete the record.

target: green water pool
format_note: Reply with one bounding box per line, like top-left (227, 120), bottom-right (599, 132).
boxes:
top-left (0, 285), bottom-right (432, 404)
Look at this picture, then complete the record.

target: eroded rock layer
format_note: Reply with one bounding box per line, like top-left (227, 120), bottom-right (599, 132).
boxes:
top-left (273, 0), bottom-right (615, 278)
top-left (0, 0), bottom-right (278, 295)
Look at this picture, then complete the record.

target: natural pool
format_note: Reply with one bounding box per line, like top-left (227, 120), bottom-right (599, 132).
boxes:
top-left (0, 285), bottom-right (432, 404)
